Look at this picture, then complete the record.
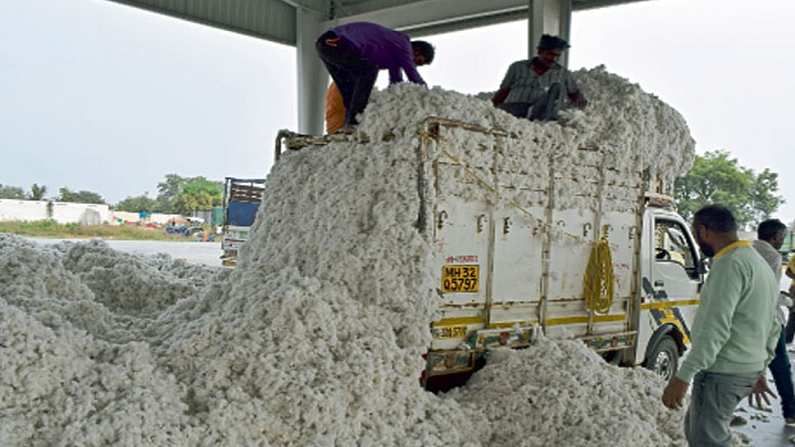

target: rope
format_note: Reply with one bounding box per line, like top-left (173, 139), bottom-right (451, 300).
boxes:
top-left (583, 238), bottom-right (615, 315)
top-left (423, 130), bottom-right (587, 244)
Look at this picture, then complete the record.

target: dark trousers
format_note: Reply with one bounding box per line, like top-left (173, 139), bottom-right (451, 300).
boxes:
top-left (498, 83), bottom-right (563, 122)
top-left (769, 325), bottom-right (795, 418)
top-left (786, 308), bottom-right (795, 343)
top-left (315, 31), bottom-right (379, 127)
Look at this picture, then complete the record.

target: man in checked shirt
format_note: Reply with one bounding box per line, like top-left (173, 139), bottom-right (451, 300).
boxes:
top-left (492, 34), bottom-right (587, 121)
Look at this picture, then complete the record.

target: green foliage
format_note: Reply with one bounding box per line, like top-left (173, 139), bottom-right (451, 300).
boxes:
top-left (155, 174), bottom-right (223, 214)
top-left (29, 183), bottom-right (47, 200)
top-left (0, 220), bottom-right (184, 241)
top-left (58, 187), bottom-right (105, 204)
top-left (674, 151), bottom-right (784, 229)
top-left (114, 195), bottom-right (158, 213)
top-left (0, 184), bottom-right (26, 199)
top-left (174, 177), bottom-right (223, 214)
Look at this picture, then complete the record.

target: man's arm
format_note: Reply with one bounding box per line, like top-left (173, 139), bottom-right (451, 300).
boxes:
top-left (493, 63), bottom-right (518, 106)
top-left (492, 88), bottom-right (510, 106)
top-left (392, 41), bottom-right (424, 85)
top-left (388, 67), bottom-right (403, 84)
top-left (675, 259), bottom-right (744, 383)
top-left (787, 256), bottom-right (795, 279)
top-left (565, 74), bottom-right (587, 109)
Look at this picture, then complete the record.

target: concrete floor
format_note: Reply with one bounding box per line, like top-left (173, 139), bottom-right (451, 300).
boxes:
top-left (732, 350), bottom-right (795, 446)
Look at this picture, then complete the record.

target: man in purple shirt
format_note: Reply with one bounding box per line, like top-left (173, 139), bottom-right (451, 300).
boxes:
top-left (316, 22), bottom-right (434, 132)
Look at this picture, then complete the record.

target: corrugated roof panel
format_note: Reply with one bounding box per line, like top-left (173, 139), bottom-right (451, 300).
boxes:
top-left (109, 0), bottom-right (298, 45)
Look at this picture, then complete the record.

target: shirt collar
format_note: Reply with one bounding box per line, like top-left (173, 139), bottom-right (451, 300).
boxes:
top-left (713, 240), bottom-right (752, 260)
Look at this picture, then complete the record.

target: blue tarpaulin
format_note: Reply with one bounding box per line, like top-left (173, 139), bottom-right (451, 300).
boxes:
top-left (227, 202), bottom-right (259, 226)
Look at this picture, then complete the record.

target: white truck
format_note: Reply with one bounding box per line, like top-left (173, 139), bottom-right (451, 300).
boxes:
top-left (277, 116), bottom-right (703, 387)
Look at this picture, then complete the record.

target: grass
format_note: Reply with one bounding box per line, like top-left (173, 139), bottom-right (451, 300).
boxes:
top-left (0, 220), bottom-right (189, 241)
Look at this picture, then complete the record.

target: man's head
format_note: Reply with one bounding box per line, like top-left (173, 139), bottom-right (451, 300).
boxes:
top-left (692, 205), bottom-right (738, 257)
top-left (757, 218), bottom-right (787, 250)
top-left (536, 34), bottom-right (569, 67)
top-left (411, 41), bottom-right (435, 66)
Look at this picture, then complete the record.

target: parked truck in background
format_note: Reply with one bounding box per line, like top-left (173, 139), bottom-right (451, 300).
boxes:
top-left (221, 177), bottom-right (265, 267)
top-left (277, 117), bottom-right (704, 388)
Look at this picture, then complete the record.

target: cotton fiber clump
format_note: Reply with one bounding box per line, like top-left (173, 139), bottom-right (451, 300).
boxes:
top-left (445, 338), bottom-right (686, 446)
top-left (2, 66), bottom-right (697, 446)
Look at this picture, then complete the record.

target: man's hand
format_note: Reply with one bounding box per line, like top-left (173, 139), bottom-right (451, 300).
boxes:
top-left (749, 375), bottom-right (777, 409)
top-left (569, 92), bottom-right (588, 109)
top-left (662, 376), bottom-right (689, 410)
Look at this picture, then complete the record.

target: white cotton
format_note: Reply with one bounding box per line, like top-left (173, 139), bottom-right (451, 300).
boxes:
top-left (1, 66), bottom-right (699, 447)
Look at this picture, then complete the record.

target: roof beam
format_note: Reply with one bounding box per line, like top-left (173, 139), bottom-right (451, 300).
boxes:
top-left (331, 0), bottom-right (650, 35)
top-left (331, 0), bottom-right (528, 33)
top-left (278, 0), bottom-right (328, 15)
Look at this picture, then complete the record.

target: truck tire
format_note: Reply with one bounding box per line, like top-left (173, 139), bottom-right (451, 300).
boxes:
top-left (644, 335), bottom-right (679, 382)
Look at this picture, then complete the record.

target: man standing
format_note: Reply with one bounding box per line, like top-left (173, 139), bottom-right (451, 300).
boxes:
top-left (491, 34), bottom-right (587, 121)
top-left (753, 219), bottom-right (795, 425)
top-left (662, 205), bottom-right (779, 446)
top-left (787, 252), bottom-right (795, 343)
top-left (316, 22), bottom-right (434, 132)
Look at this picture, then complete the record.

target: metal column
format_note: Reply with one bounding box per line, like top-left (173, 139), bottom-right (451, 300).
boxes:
top-left (527, 0), bottom-right (573, 68)
top-left (296, 9), bottom-right (328, 135)
top-left (527, 0), bottom-right (545, 60)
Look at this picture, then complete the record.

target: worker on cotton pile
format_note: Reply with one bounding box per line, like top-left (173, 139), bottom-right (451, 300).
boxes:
top-left (491, 34), bottom-right (587, 121)
top-left (662, 205), bottom-right (780, 446)
top-left (315, 21), bottom-right (435, 134)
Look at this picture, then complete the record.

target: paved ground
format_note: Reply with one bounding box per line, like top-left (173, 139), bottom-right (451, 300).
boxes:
top-left (733, 350), bottom-right (795, 446)
top-left (29, 237), bottom-right (222, 266)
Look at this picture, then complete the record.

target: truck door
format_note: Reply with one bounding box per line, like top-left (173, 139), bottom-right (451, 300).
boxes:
top-left (646, 215), bottom-right (702, 347)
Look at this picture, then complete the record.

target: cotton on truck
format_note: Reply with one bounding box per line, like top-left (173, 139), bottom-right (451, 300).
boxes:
top-left (276, 116), bottom-right (702, 386)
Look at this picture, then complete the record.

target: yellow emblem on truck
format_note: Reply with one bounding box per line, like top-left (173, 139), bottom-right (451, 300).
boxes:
top-left (441, 264), bottom-right (479, 293)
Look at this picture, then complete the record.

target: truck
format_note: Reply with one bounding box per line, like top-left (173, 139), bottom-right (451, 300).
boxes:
top-left (220, 177), bottom-right (266, 267)
top-left (276, 117), bottom-right (704, 388)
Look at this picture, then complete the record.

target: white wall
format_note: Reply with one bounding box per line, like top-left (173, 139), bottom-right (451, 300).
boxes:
top-left (0, 199), bottom-right (48, 221)
top-left (0, 199), bottom-right (110, 224)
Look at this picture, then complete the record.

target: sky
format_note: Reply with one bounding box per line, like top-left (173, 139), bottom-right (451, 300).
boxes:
top-left (1, 0), bottom-right (793, 222)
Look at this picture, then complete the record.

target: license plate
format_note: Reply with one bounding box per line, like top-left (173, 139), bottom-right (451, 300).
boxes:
top-left (436, 326), bottom-right (468, 338)
top-left (441, 264), bottom-right (479, 293)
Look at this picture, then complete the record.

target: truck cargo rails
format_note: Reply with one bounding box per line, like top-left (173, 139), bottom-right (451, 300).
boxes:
top-left (276, 117), bottom-right (704, 388)
top-left (221, 177), bottom-right (266, 267)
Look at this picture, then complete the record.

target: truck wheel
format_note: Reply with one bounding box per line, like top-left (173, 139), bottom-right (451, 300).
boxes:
top-left (645, 336), bottom-right (679, 382)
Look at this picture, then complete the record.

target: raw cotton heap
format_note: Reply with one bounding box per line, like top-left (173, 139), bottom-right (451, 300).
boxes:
top-left (2, 67), bottom-right (695, 446)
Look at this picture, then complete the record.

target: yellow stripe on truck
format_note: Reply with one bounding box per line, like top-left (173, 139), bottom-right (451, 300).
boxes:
top-left (545, 314), bottom-right (626, 326)
top-left (433, 314), bottom-right (628, 329)
top-left (640, 299), bottom-right (699, 310)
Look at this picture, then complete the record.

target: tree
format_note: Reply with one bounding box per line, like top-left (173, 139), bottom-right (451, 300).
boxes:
top-left (58, 187), bottom-right (106, 204)
top-left (174, 177), bottom-right (223, 214)
top-left (154, 174), bottom-right (223, 214)
top-left (674, 151), bottom-right (784, 229)
top-left (29, 183), bottom-right (47, 201)
top-left (114, 195), bottom-right (158, 213)
top-left (0, 184), bottom-right (26, 199)
top-left (155, 174), bottom-right (185, 213)
top-left (749, 168), bottom-right (783, 224)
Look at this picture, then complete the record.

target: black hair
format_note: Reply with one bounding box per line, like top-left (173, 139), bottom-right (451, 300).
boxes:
top-left (693, 205), bottom-right (738, 233)
top-left (537, 34), bottom-right (570, 50)
top-left (757, 218), bottom-right (787, 241)
top-left (411, 40), bottom-right (435, 64)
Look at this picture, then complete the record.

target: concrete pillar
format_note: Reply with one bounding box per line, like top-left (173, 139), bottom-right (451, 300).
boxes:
top-left (559, 0), bottom-right (572, 68)
top-left (527, 0), bottom-right (544, 60)
top-left (296, 9), bottom-right (328, 135)
top-left (527, 0), bottom-right (573, 68)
